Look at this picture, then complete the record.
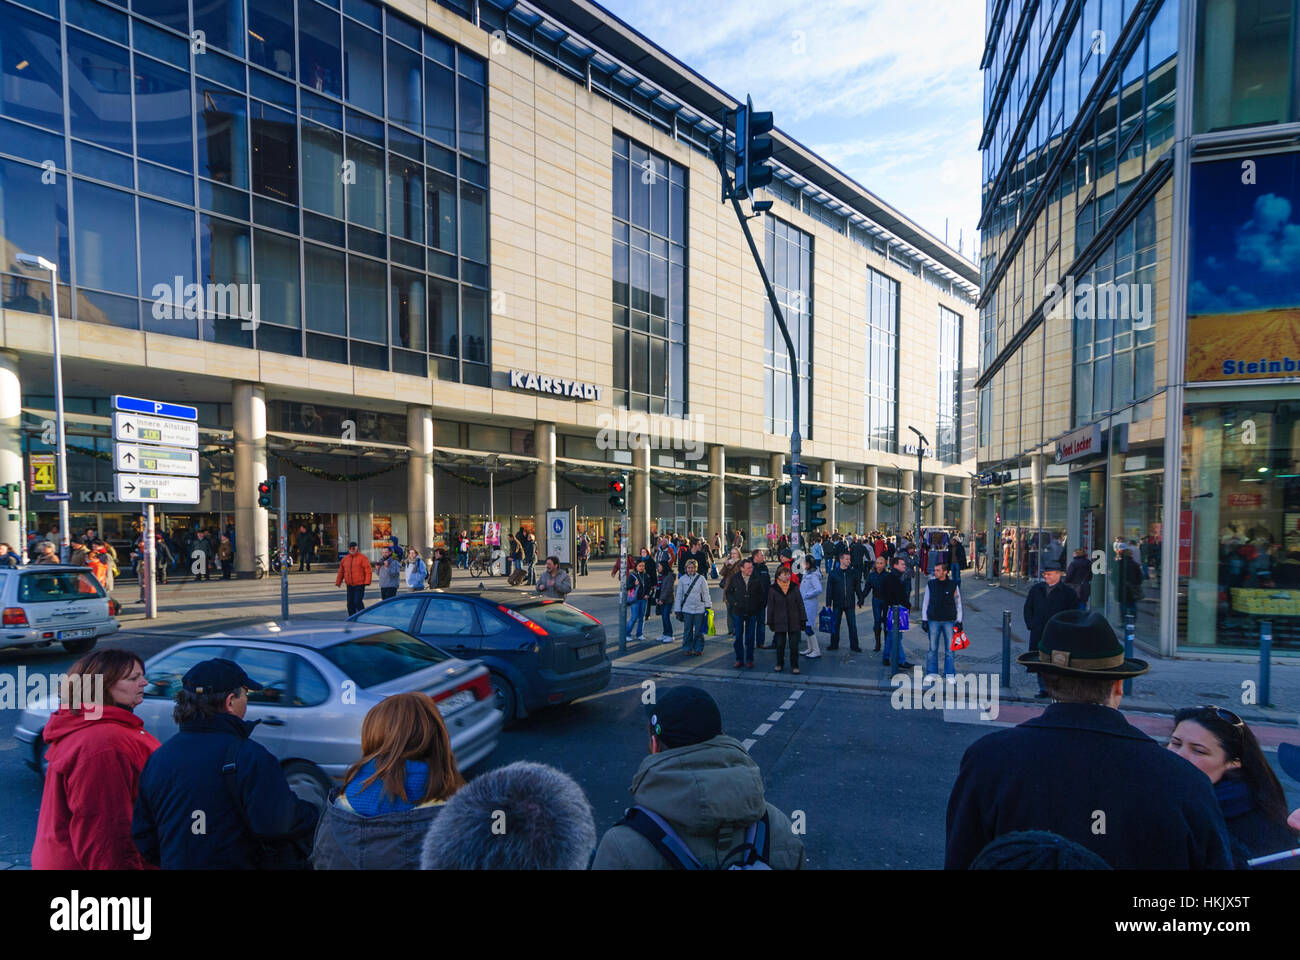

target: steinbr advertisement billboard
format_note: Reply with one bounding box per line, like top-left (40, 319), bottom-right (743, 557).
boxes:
top-left (1186, 150), bottom-right (1300, 383)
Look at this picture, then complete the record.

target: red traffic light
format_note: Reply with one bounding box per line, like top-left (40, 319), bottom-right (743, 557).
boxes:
top-left (257, 481), bottom-right (271, 495)
top-left (609, 480), bottom-right (625, 493)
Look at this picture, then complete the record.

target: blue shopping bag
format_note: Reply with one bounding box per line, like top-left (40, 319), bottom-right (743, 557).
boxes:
top-left (818, 606), bottom-right (834, 634)
top-left (891, 606), bottom-right (909, 631)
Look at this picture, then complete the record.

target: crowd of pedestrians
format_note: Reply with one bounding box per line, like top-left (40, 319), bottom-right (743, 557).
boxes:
top-left (28, 640), bottom-right (1300, 870)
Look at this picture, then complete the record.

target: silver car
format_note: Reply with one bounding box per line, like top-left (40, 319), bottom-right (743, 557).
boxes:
top-left (14, 620), bottom-right (503, 805)
top-left (0, 565), bottom-right (120, 654)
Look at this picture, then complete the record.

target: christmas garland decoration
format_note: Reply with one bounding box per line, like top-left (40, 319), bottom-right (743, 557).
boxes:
top-left (282, 456), bottom-right (403, 483)
top-left (560, 474), bottom-right (614, 496)
top-left (877, 491), bottom-right (903, 507)
top-left (834, 489), bottom-right (867, 505)
top-left (436, 464), bottom-right (534, 488)
top-left (651, 475), bottom-right (711, 497)
top-left (734, 483), bottom-right (776, 500)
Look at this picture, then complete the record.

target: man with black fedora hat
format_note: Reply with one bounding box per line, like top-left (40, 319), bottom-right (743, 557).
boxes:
top-left (945, 610), bottom-right (1234, 870)
top-left (591, 686), bottom-right (804, 869)
top-left (1023, 558), bottom-right (1078, 698)
top-left (132, 658), bottom-right (320, 869)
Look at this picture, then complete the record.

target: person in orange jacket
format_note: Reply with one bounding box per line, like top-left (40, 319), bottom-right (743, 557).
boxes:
top-left (336, 541), bottom-right (373, 615)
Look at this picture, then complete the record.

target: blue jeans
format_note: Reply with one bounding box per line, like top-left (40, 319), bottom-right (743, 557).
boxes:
top-left (884, 607), bottom-right (909, 666)
top-left (926, 621), bottom-right (957, 677)
top-left (661, 603), bottom-right (674, 640)
top-left (346, 584), bottom-right (366, 615)
top-left (682, 611), bottom-right (706, 653)
top-left (872, 599), bottom-right (886, 634)
top-left (830, 606), bottom-right (860, 649)
top-left (734, 612), bottom-right (760, 662)
top-left (627, 599), bottom-right (645, 638)
top-left (951, 566), bottom-right (961, 588)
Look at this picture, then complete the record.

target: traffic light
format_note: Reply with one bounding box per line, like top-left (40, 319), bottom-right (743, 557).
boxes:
top-left (0, 483), bottom-right (11, 509)
top-left (777, 482), bottom-right (791, 505)
top-left (608, 475), bottom-right (626, 511)
top-left (806, 486), bottom-right (827, 529)
top-left (733, 95), bottom-right (774, 200)
top-left (257, 479), bottom-right (276, 508)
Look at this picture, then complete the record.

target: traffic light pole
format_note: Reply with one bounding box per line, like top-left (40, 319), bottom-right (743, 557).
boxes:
top-left (713, 144), bottom-right (802, 546)
top-left (617, 514), bottom-right (628, 654)
top-left (278, 475), bottom-right (289, 620)
top-left (144, 504), bottom-right (157, 619)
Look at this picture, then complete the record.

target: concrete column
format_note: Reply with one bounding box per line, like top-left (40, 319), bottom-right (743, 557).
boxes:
top-left (407, 406), bottom-right (434, 554)
top-left (632, 443), bottom-right (651, 549)
top-left (233, 382), bottom-right (267, 577)
top-left (901, 469), bottom-right (915, 537)
top-left (769, 452), bottom-right (785, 536)
top-left (865, 465), bottom-right (879, 533)
top-left (0, 352), bottom-right (20, 550)
top-left (533, 421), bottom-right (556, 530)
top-left (1031, 453), bottom-right (1046, 530)
top-left (823, 459), bottom-right (837, 534)
top-left (931, 474), bottom-right (946, 527)
top-left (960, 478), bottom-right (973, 541)
top-left (707, 445), bottom-right (725, 541)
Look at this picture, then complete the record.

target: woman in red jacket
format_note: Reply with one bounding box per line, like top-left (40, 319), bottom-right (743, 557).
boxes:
top-left (32, 648), bottom-right (160, 869)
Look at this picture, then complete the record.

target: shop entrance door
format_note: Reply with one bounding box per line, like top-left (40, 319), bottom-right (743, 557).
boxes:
top-left (1077, 469), bottom-right (1107, 613)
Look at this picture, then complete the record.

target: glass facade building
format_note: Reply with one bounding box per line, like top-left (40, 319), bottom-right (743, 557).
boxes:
top-left (979, 0), bottom-right (1300, 659)
top-left (0, 0), bottom-right (490, 382)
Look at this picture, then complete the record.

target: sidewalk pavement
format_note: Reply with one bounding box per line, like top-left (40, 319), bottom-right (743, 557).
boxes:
top-left (107, 563), bottom-right (1299, 728)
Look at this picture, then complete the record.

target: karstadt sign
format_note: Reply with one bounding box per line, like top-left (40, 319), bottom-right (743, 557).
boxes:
top-left (509, 370), bottom-right (603, 401)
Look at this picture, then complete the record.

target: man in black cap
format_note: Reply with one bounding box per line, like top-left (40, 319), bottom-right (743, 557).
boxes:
top-left (591, 686), bottom-right (804, 869)
top-left (132, 658), bottom-right (320, 869)
top-left (944, 610), bottom-right (1234, 870)
top-left (1023, 559), bottom-right (1077, 698)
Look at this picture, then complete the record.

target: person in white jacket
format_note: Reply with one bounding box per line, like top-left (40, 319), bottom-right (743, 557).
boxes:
top-left (799, 556), bottom-right (823, 659)
top-left (674, 559), bottom-right (713, 656)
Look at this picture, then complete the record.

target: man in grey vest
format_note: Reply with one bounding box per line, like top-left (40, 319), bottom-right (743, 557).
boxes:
top-left (920, 561), bottom-right (962, 682)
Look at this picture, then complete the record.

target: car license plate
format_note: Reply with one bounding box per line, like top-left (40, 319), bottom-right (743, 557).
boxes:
top-left (577, 643), bottom-right (600, 659)
top-left (438, 690), bottom-right (475, 713)
top-left (58, 628), bottom-right (94, 640)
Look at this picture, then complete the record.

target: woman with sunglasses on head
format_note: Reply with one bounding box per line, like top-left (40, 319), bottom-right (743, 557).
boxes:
top-left (1168, 705), bottom-right (1299, 869)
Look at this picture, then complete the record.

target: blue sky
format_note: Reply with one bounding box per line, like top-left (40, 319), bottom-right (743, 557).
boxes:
top-left (599, 0), bottom-right (985, 262)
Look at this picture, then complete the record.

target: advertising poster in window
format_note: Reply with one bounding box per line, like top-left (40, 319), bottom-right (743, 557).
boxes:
top-left (1186, 151), bottom-right (1300, 382)
top-left (371, 515), bottom-right (391, 555)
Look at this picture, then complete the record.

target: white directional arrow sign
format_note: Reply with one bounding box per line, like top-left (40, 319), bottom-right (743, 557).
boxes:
top-left (114, 443), bottom-right (199, 476)
top-left (115, 473), bottom-right (200, 503)
top-left (113, 412), bottom-right (199, 448)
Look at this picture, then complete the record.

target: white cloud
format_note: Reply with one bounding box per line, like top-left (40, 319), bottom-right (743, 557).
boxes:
top-left (1236, 193), bottom-right (1300, 274)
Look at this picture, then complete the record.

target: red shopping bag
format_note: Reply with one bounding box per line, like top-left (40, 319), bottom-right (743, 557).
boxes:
top-left (950, 628), bottom-right (970, 651)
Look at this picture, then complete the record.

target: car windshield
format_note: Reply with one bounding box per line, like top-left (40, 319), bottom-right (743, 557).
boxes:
top-left (318, 630), bottom-right (450, 688)
top-left (19, 571), bottom-right (105, 603)
top-left (513, 601), bottom-right (592, 634)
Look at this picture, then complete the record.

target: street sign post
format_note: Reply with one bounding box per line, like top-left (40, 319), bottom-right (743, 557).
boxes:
top-left (113, 412), bottom-right (200, 448)
top-left (113, 395), bottom-right (198, 421)
top-left (115, 473), bottom-right (201, 503)
top-left (114, 443), bottom-right (199, 476)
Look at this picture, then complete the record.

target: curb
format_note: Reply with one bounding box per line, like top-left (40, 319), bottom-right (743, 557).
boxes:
top-left (607, 662), bottom-right (1300, 727)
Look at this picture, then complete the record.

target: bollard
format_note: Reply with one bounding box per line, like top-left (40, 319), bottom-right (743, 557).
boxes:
top-left (1001, 610), bottom-right (1012, 689)
top-left (1260, 619), bottom-right (1272, 708)
top-left (1123, 613), bottom-right (1136, 695)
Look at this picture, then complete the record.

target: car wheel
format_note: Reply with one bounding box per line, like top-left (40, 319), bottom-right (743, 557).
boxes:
top-left (283, 761), bottom-right (331, 811)
top-left (489, 673), bottom-right (517, 724)
top-left (61, 637), bottom-right (97, 655)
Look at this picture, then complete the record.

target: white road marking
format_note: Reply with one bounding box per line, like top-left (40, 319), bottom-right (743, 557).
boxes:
top-left (790, 690), bottom-right (804, 700)
top-left (753, 723), bottom-right (772, 736)
top-left (767, 711), bottom-right (784, 722)
top-left (781, 700), bottom-right (796, 710)
top-left (741, 738), bottom-right (757, 751)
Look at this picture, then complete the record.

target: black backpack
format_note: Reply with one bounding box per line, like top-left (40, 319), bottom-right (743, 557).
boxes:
top-left (617, 805), bottom-right (773, 870)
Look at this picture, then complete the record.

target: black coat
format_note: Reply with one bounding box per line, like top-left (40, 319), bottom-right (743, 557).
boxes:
top-left (878, 568), bottom-right (911, 608)
top-left (132, 712), bottom-right (319, 869)
top-left (826, 565), bottom-right (864, 610)
top-left (1023, 580), bottom-right (1078, 651)
top-left (1215, 775), bottom-right (1300, 870)
top-left (1117, 556), bottom-right (1145, 604)
top-left (434, 558), bottom-right (452, 588)
top-left (725, 570), bottom-right (767, 616)
top-left (766, 582), bottom-right (807, 633)
top-left (1064, 555), bottom-right (1093, 603)
top-left (951, 541), bottom-right (967, 570)
top-left (849, 541), bottom-right (870, 569)
top-left (945, 703), bottom-right (1234, 870)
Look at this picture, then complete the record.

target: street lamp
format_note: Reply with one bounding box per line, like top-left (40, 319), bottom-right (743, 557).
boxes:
top-left (16, 254), bottom-right (69, 564)
top-left (907, 426), bottom-right (928, 611)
